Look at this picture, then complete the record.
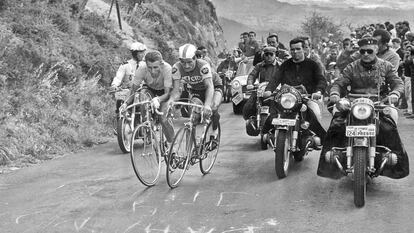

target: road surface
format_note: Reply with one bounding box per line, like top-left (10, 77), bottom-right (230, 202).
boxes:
top-left (1, 103), bottom-right (414, 233)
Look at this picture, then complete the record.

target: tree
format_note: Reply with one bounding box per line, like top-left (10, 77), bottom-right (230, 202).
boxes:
top-left (301, 11), bottom-right (344, 46)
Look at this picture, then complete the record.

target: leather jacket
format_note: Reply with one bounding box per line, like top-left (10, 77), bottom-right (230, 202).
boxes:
top-left (330, 58), bottom-right (404, 98)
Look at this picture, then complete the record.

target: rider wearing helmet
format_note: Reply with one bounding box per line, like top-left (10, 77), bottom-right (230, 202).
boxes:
top-left (110, 42), bottom-right (147, 113)
top-left (169, 44), bottom-right (220, 137)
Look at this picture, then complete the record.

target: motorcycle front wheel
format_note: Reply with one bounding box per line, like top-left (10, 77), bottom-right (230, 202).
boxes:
top-left (354, 147), bottom-right (367, 207)
top-left (275, 130), bottom-right (290, 178)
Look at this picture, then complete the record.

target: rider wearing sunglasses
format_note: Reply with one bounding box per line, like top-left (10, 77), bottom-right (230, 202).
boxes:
top-left (320, 37), bottom-right (408, 179)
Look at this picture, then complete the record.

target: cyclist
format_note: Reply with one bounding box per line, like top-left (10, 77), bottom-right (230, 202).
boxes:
top-left (110, 42), bottom-right (147, 114)
top-left (169, 44), bottom-right (220, 139)
top-left (119, 50), bottom-right (174, 145)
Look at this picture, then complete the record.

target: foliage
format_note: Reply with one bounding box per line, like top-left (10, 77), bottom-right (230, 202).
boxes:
top-left (301, 11), bottom-right (344, 46)
top-left (0, 0), bottom-right (126, 166)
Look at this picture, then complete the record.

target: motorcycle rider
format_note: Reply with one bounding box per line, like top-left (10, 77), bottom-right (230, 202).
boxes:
top-left (110, 42), bottom-right (147, 114)
top-left (253, 33), bottom-right (290, 65)
top-left (243, 46), bottom-right (281, 135)
top-left (168, 44), bottom-right (220, 138)
top-left (120, 50), bottom-right (174, 144)
top-left (262, 37), bottom-right (327, 145)
top-left (318, 37), bottom-right (409, 179)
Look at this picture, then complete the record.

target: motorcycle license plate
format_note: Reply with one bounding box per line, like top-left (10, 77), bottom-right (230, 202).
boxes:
top-left (232, 93), bottom-right (243, 105)
top-left (272, 118), bottom-right (296, 126)
top-left (345, 125), bottom-right (376, 137)
top-left (260, 106), bottom-right (269, 114)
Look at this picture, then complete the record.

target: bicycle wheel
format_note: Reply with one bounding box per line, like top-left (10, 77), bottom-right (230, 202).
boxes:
top-left (117, 117), bottom-right (133, 153)
top-left (166, 127), bottom-right (193, 188)
top-left (130, 124), bottom-right (161, 186)
top-left (199, 121), bottom-right (221, 174)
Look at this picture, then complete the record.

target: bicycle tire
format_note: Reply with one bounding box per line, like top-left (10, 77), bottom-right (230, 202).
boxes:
top-left (117, 117), bottom-right (132, 153)
top-left (130, 124), bottom-right (161, 187)
top-left (199, 121), bottom-right (221, 174)
top-left (166, 127), bottom-right (193, 188)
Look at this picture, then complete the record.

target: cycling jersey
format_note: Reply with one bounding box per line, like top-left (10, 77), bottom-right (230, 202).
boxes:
top-left (172, 59), bottom-right (212, 91)
top-left (132, 62), bottom-right (173, 91)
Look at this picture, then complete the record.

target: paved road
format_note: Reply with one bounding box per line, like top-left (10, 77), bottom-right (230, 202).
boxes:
top-left (1, 103), bottom-right (414, 233)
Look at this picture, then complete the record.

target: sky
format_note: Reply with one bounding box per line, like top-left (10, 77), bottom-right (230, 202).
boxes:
top-left (277, 0), bottom-right (414, 9)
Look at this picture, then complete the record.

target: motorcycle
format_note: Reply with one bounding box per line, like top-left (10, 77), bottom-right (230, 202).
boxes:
top-left (324, 93), bottom-right (398, 207)
top-left (219, 69), bottom-right (235, 103)
top-left (245, 82), bottom-right (270, 150)
top-left (266, 84), bottom-right (321, 178)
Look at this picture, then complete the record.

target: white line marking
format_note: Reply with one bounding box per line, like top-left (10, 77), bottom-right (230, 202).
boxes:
top-left (74, 217), bottom-right (91, 231)
top-left (217, 193), bottom-right (223, 206)
top-left (15, 211), bottom-right (43, 224)
top-left (56, 184), bottom-right (65, 190)
top-left (123, 221), bottom-right (141, 233)
top-left (193, 191), bottom-right (200, 203)
top-left (266, 218), bottom-right (279, 226)
top-left (151, 208), bottom-right (157, 216)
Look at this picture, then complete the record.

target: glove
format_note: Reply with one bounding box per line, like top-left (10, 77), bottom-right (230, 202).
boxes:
top-left (246, 84), bottom-right (254, 90)
top-left (151, 97), bottom-right (160, 109)
top-left (388, 94), bottom-right (399, 104)
top-left (312, 91), bottom-right (322, 100)
top-left (329, 94), bottom-right (340, 103)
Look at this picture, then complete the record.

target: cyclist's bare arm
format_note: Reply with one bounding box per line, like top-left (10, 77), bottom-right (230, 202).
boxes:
top-left (169, 79), bottom-right (182, 102)
top-left (203, 77), bottom-right (214, 108)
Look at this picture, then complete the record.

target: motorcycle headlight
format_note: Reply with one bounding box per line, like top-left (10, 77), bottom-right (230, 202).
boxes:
top-left (352, 104), bottom-right (372, 120)
top-left (280, 93), bottom-right (297, 109)
top-left (231, 80), bottom-right (240, 89)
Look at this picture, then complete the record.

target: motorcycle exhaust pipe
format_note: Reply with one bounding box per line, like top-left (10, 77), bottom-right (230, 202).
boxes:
top-left (324, 150), bottom-right (347, 175)
top-left (377, 152), bottom-right (398, 175)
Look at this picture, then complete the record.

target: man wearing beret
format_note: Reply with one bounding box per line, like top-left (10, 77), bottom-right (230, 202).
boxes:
top-left (262, 37), bottom-right (327, 146)
top-left (317, 37), bottom-right (409, 179)
top-left (243, 46), bottom-right (281, 135)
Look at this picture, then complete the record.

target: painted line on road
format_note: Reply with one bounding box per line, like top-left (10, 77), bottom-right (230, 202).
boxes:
top-left (145, 224), bottom-right (170, 233)
top-left (188, 227), bottom-right (215, 233)
top-left (217, 192), bottom-right (254, 206)
top-left (74, 217), bottom-right (91, 232)
top-left (15, 211), bottom-right (43, 224)
top-left (123, 221), bottom-right (141, 233)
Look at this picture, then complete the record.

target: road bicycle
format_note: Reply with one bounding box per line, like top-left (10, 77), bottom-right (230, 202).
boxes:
top-left (129, 99), bottom-right (170, 186)
top-left (166, 101), bottom-right (221, 188)
top-left (117, 88), bottom-right (152, 153)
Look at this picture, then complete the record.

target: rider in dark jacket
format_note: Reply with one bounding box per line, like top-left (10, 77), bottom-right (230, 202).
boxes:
top-left (318, 37), bottom-right (409, 179)
top-left (263, 38), bottom-right (327, 144)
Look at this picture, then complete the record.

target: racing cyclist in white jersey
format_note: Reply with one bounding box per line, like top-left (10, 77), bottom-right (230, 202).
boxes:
top-left (121, 50), bottom-right (174, 143)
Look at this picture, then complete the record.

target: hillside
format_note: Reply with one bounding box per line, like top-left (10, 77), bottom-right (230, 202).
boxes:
top-left (0, 0), bottom-right (225, 169)
top-left (212, 0), bottom-right (414, 39)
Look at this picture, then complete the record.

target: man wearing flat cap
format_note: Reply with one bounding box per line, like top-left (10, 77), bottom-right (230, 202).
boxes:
top-left (243, 46), bottom-right (281, 135)
top-left (317, 36), bottom-right (409, 180)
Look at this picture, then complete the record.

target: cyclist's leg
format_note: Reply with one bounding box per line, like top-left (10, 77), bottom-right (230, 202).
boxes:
top-left (189, 90), bottom-right (205, 125)
top-left (160, 101), bottom-right (174, 143)
top-left (211, 86), bottom-right (223, 131)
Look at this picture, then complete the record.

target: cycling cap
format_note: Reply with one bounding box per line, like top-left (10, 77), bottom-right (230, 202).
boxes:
top-left (130, 42), bottom-right (147, 51)
top-left (179, 44), bottom-right (197, 59)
